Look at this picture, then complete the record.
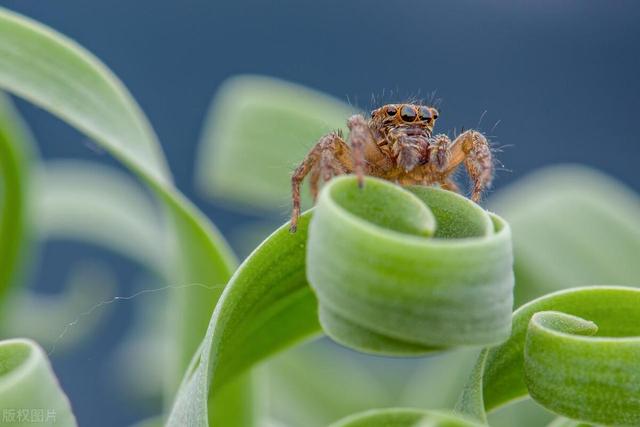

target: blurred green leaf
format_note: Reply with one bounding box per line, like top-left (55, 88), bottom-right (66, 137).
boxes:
top-left (0, 93), bottom-right (33, 302)
top-left (0, 6), bottom-right (239, 421)
top-left (33, 160), bottom-right (168, 272)
top-left (262, 340), bottom-right (395, 427)
top-left (490, 165), bottom-right (640, 305)
top-left (196, 74), bottom-right (354, 212)
top-left (0, 95), bottom-right (118, 353)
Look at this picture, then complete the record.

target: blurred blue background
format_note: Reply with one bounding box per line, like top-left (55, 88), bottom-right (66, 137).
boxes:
top-left (0, 1), bottom-right (639, 425)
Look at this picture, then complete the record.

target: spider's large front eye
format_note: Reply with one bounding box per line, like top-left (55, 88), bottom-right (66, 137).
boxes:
top-left (400, 105), bottom-right (417, 122)
top-left (419, 106), bottom-right (432, 122)
top-left (386, 106), bottom-right (397, 117)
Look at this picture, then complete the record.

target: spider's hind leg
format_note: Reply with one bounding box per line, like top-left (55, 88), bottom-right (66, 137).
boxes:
top-left (443, 130), bottom-right (494, 202)
top-left (309, 167), bottom-right (321, 203)
top-left (290, 132), bottom-right (351, 232)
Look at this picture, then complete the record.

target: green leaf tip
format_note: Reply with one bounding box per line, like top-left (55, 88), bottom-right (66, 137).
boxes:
top-left (528, 311), bottom-right (598, 337)
top-left (308, 176), bottom-right (514, 356)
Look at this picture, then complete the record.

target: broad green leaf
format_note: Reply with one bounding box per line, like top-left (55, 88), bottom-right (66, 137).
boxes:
top-left (0, 6), bottom-right (238, 419)
top-left (168, 176), bottom-right (514, 426)
top-left (33, 160), bottom-right (168, 273)
top-left (0, 10), bottom-right (168, 185)
top-left (456, 286), bottom-right (640, 426)
top-left (195, 74), bottom-right (354, 212)
top-left (0, 338), bottom-right (76, 426)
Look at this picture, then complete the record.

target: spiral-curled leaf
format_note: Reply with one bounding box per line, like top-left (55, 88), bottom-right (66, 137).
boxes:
top-left (457, 286), bottom-right (640, 426)
top-left (168, 176), bottom-right (514, 425)
top-left (308, 177), bottom-right (514, 354)
top-left (0, 339), bottom-right (76, 426)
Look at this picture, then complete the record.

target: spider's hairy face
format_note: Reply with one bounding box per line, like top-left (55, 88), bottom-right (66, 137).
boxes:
top-left (369, 103), bottom-right (439, 134)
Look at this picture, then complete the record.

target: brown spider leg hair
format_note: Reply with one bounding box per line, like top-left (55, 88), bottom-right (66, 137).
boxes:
top-left (290, 132), bottom-right (352, 232)
top-left (430, 134), bottom-right (452, 171)
top-left (346, 114), bottom-right (374, 187)
top-left (429, 134), bottom-right (457, 191)
top-left (438, 130), bottom-right (494, 202)
top-left (309, 167), bottom-right (321, 202)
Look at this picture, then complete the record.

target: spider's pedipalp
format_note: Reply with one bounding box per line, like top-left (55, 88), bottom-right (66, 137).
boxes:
top-left (429, 134), bottom-right (452, 172)
top-left (346, 114), bottom-right (373, 187)
top-left (392, 136), bottom-right (423, 172)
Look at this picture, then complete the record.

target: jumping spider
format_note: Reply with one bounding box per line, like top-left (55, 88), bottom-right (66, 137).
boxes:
top-left (289, 103), bottom-right (494, 232)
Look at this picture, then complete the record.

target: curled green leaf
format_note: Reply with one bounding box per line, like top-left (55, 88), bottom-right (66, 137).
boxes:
top-left (457, 286), bottom-right (640, 426)
top-left (525, 308), bottom-right (639, 425)
top-left (308, 176), bottom-right (514, 355)
top-left (0, 339), bottom-right (76, 426)
top-left (168, 176), bottom-right (514, 425)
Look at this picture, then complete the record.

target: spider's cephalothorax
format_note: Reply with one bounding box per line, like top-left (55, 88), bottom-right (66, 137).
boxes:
top-left (289, 103), bottom-right (494, 232)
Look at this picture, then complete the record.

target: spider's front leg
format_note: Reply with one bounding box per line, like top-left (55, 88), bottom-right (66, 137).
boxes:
top-left (436, 130), bottom-right (494, 202)
top-left (290, 132), bottom-right (351, 232)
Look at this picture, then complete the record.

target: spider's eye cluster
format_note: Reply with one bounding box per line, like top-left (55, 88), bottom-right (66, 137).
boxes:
top-left (386, 106), bottom-right (397, 117)
top-left (419, 106), bottom-right (432, 122)
top-left (400, 105), bottom-right (417, 122)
